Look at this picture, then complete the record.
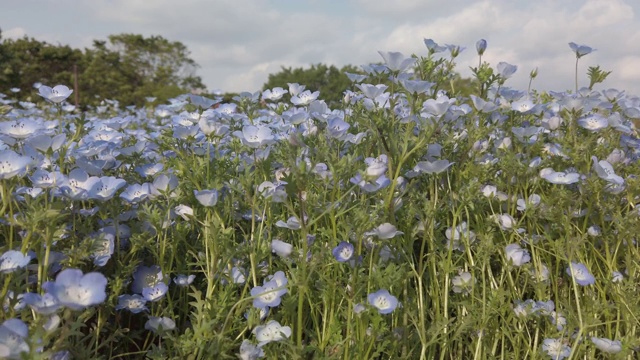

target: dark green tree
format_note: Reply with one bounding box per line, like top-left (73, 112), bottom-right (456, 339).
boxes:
top-left (262, 63), bottom-right (361, 107)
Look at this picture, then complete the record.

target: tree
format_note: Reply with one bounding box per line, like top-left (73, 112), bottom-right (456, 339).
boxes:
top-left (262, 64), bottom-right (361, 107)
top-left (0, 32), bottom-right (206, 107)
top-left (0, 31), bottom-right (83, 101)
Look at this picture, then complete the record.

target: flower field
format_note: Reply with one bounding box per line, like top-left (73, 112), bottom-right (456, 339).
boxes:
top-left (0, 39), bottom-right (639, 359)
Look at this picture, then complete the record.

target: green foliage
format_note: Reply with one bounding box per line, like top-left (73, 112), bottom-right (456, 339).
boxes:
top-left (0, 30), bottom-right (205, 108)
top-left (587, 65), bottom-right (612, 90)
top-left (262, 63), bottom-right (360, 107)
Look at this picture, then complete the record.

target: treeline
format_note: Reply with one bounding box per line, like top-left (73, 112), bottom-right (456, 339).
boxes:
top-left (0, 31), bottom-right (206, 108)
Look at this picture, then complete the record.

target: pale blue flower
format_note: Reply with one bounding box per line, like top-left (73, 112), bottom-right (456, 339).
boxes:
top-left (250, 280), bottom-right (285, 308)
top-left (145, 316), bottom-right (175, 334)
top-left (542, 338), bottom-right (571, 359)
top-left (38, 84), bottom-right (73, 103)
top-left (275, 216), bottom-right (301, 230)
top-left (235, 125), bottom-right (275, 148)
top-left (0, 250), bottom-right (31, 273)
top-left (132, 265), bottom-right (163, 294)
top-left (194, 189), bottom-right (219, 206)
top-left (22, 292), bottom-right (62, 315)
top-left (566, 262), bottom-right (595, 286)
top-left (591, 337), bottom-right (622, 353)
top-left (0, 318), bottom-right (30, 358)
top-left (540, 168), bottom-right (581, 185)
top-left (505, 244), bottom-right (530, 266)
top-left (271, 239), bottom-right (293, 258)
top-left (452, 272), bottom-right (474, 295)
top-left (142, 282), bottom-right (168, 302)
top-left (0, 150), bottom-right (32, 179)
top-left (291, 90), bottom-right (319, 106)
top-left (377, 51), bottom-right (416, 72)
top-left (262, 87), bottom-right (288, 101)
top-left (47, 269), bottom-right (108, 311)
top-left (115, 294), bottom-right (148, 314)
top-left (497, 62), bottom-right (518, 79)
top-left (238, 339), bottom-right (265, 359)
top-left (173, 274), bottom-right (196, 287)
top-left (253, 320), bottom-right (291, 346)
top-left (365, 223), bottom-right (403, 240)
top-left (119, 183), bottom-right (154, 204)
top-left (578, 114), bottom-right (608, 131)
top-left (367, 289), bottom-right (398, 314)
top-left (591, 156), bottom-right (624, 185)
top-left (423, 38), bottom-right (447, 54)
top-left (569, 42), bottom-right (595, 58)
top-left (412, 159), bottom-right (453, 174)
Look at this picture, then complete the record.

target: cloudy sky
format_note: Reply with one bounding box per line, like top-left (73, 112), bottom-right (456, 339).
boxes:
top-left (2, 0), bottom-right (640, 96)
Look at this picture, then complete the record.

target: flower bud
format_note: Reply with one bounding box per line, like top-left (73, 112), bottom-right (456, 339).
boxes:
top-left (476, 39), bottom-right (487, 56)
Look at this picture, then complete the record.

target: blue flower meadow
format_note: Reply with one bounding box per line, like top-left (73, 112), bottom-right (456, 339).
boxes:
top-left (0, 38), bottom-right (639, 359)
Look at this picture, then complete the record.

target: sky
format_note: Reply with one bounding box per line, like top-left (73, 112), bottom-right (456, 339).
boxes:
top-left (2, 0), bottom-right (640, 96)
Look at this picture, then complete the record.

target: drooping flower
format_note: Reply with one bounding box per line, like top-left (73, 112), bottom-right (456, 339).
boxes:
top-left (497, 62), bottom-right (518, 79)
top-left (271, 239), bottom-right (293, 258)
top-left (0, 250), bottom-right (31, 273)
top-left (238, 339), bottom-right (265, 359)
top-left (364, 223), bottom-right (403, 240)
top-left (22, 292), bottom-right (62, 315)
top-left (590, 337), bottom-right (622, 353)
top-left (38, 84), bottom-right (73, 103)
top-left (173, 274), bottom-right (196, 287)
top-left (445, 222), bottom-right (476, 251)
top-left (367, 289), bottom-right (398, 314)
top-left (145, 316), bottom-right (176, 334)
top-left (505, 244), bottom-right (531, 266)
top-left (253, 320), bottom-right (292, 346)
top-left (412, 159), bottom-right (453, 175)
top-left (566, 262), bottom-right (595, 286)
top-left (540, 168), bottom-right (581, 185)
top-left (591, 156), bottom-right (624, 185)
top-left (46, 268), bottom-right (108, 311)
top-left (275, 216), bottom-right (302, 230)
top-left (452, 272), bottom-right (474, 295)
top-left (194, 189), bottom-right (219, 207)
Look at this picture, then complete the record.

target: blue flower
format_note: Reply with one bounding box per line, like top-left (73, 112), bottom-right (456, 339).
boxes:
top-left (131, 265), bottom-right (164, 294)
top-left (591, 337), bottom-right (622, 353)
top-left (115, 294), bottom-right (148, 314)
top-left (332, 242), bottom-right (355, 262)
top-left (142, 282), bottom-right (168, 302)
top-left (367, 289), bottom-right (398, 314)
top-left (566, 262), bottom-right (595, 286)
top-left (38, 84), bottom-right (73, 103)
top-left (250, 279), bottom-right (285, 308)
top-left (569, 42), bottom-right (595, 58)
top-left (46, 269), bottom-right (108, 311)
